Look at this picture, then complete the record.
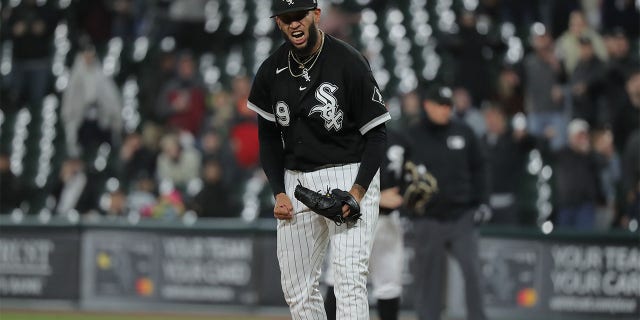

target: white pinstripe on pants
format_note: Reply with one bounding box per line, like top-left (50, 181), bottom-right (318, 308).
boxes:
top-left (278, 163), bottom-right (380, 320)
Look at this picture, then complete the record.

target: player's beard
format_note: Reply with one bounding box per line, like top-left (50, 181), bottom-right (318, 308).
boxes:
top-left (284, 21), bottom-right (320, 57)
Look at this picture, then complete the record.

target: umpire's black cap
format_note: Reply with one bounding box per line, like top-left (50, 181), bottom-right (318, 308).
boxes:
top-left (271, 0), bottom-right (318, 17)
top-left (425, 86), bottom-right (453, 106)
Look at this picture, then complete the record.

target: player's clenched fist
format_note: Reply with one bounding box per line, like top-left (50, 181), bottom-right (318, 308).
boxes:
top-left (274, 193), bottom-right (294, 220)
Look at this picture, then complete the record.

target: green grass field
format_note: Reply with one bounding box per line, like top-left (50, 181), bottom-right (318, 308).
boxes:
top-left (0, 311), bottom-right (289, 320)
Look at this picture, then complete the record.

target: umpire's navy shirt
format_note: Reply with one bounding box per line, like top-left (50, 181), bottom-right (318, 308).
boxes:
top-left (408, 116), bottom-right (489, 220)
top-left (248, 34), bottom-right (390, 172)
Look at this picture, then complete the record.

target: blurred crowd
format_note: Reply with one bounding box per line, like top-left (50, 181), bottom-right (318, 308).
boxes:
top-left (0, 0), bottom-right (638, 231)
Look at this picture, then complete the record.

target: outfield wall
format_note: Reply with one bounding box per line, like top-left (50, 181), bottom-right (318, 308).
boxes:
top-left (0, 216), bottom-right (638, 320)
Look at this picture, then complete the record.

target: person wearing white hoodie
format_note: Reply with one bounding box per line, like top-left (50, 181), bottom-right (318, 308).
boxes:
top-left (61, 38), bottom-right (122, 157)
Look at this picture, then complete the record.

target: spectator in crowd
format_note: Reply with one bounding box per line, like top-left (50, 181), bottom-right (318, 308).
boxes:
top-left (482, 105), bottom-right (537, 225)
top-left (524, 27), bottom-right (567, 150)
top-left (110, 0), bottom-right (146, 40)
top-left (100, 188), bottom-right (128, 217)
top-left (198, 129), bottom-right (224, 160)
top-left (156, 51), bottom-right (206, 136)
top-left (601, 29), bottom-right (639, 132)
top-left (156, 132), bottom-right (201, 189)
top-left (140, 50), bottom-right (176, 123)
top-left (492, 64), bottom-right (524, 118)
top-left (569, 36), bottom-right (606, 126)
top-left (228, 75), bottom-right (259, 179)
top-left (318, 3), bottom-right (360, 44)
top-left (145, 186), bottom-right (186, 220)
top-left (166, 0), bottom-right (209, 52)
top-left (62, 37), bottom-right (123, 157)
top-left (611, 70), bottom-right (640, 150)
top-left (497, 0), bottom-right (540, 37)
top-left (127, 175), bottom-right (157, 216)
top-left (0, 152), bottom-right (26, 213)
top-left (51, 157), bottom-right (101, 216)
top-left (191, 158), bottom-right (234, 218)
top-left (207, 89), bottom-right (235, 135)
top-left (452, 87), bottom-right (486, 137)
top-left (229, 120), bottom-right (260, 178)
top-left (592, 129), bottom-right (620, 230)
top-left (538, 0), bottom-right (580, 38)
top-left (553, 119), bottom-right (604, 230)
top-left (198, 129), bottom-right (237, 185)
top-left (579, 0), bottom-right (603, 31)
top-left (231, 74), bottom-right (254, 121)
top-left (556, 10), bottom-right (608, 76)
top-left (1, 0), bottom-right (637, 230)
top-left (398, 90), bottom-right (422, 127)
top-left (5, 0), bottom-right (58, 110)
top-left (74, 0), bottom-right (114, 48)
top-left (116, 132), bottom-right (157, 191)
top-left (600, 0), bottom-right (640, 39)
top-left (620, 129), bottom-right (639, 228)
top-left (440, 10), bottom-right (504, 104)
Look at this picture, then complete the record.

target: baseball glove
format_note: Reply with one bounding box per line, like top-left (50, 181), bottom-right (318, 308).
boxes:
top-left (294, 183), bottom-right (361, 226)
top-left (403, 161), bottom-right (439, 214)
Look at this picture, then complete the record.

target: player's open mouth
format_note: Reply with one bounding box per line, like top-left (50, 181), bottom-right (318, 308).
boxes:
top-left (292, 31), bottom-right (305, 45)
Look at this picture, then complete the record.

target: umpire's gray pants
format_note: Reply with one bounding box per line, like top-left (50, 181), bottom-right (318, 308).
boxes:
top-left (413, 210), bottom-right (487, 320)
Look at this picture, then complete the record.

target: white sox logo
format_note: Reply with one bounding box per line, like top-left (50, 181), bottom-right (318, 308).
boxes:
top-left (283, 0), bottom-right (294, 5)
top-left (386, 145), bottom-right (405, 179)
top-left (310, 82), bottom-right (343, 131)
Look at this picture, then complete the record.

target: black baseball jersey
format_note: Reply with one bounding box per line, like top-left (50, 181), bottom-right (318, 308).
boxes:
top-left (381, 129), bottom-right (411, 191)
top-left (248, 34), bottom-right (391, 171)
top-left (380, 129), bottom-right (411, 214)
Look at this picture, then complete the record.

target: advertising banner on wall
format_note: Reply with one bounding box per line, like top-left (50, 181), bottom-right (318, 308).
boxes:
top-left (0, 228), bottom-right (80, 300)
top-left (2, 220), bottom-right (635, 320)
top-left (479, 237), bottom-right (639, 319)
top-left (81, 229), bottom-right (276, 306)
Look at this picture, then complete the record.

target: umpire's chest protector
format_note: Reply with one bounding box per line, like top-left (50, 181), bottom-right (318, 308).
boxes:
top-left (249, 35), bottom-right (390, 171)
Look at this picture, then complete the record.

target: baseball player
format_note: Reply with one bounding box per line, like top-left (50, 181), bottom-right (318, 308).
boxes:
top-left (247, 1), bottom-right (391, 319)
top-left (324, 129), bottom-right (410, 320)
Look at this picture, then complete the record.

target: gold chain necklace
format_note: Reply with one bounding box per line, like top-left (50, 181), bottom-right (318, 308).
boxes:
top-left (291, 51), bottom-right (317, 66)
top-left (288, 31), bottom-right (325, 82)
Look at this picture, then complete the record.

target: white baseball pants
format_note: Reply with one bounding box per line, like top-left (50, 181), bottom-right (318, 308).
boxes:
top-left (278, 163), bottom-right (380, 320)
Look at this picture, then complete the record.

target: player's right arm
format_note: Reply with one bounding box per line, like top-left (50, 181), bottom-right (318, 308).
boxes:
top-left (248, 60), bottom-right (293, 220)
top-left (258, 117), bottom-right (293, 219)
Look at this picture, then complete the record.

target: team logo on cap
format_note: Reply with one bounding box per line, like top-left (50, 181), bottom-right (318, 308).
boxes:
top-left (283, 0), bottom-right (294, 5)
top-left (439, 87), bottom-right (452, 99)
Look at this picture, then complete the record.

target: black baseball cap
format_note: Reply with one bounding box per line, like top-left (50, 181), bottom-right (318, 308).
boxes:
top-left (425, 86), bottom-right (453, 106)
top-left (271, 0), bottom-right (318, 17)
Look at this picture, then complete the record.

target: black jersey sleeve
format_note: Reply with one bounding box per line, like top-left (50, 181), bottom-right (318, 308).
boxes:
top-left (346, 54), bottom-right (391, 135)
top-left (258, 116), bottom-right (286, 195)
top-left (247, 61), bottom-right (275, 122)
top-left (354, 124), bottom-right (387, 190)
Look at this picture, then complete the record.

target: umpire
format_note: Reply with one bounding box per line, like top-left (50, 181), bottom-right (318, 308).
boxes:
top-left (407, 86), bottom-right (489, 320)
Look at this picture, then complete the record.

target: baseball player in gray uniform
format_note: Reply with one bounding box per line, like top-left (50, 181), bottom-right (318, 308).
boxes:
top-left (247, 1), bottom-right (390, 319)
